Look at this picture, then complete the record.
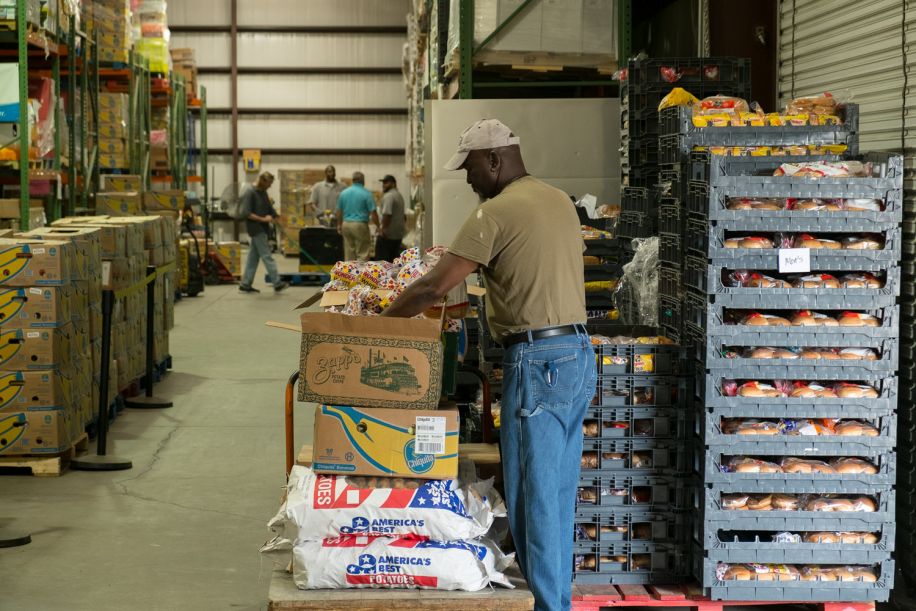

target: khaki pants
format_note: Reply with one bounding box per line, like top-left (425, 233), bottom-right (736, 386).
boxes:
top-left (342, 222), bottom-right (371, 261)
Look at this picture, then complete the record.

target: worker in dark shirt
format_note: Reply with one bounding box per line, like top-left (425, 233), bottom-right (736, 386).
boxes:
top-left (239, 171), bottom-right (289, 293)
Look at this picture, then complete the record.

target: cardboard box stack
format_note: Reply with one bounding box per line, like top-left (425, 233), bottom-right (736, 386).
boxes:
top-left (279, 169), bottom-right (326, 255)
top-left (207, 241), bottom-right (241, 278)
top-left (0, 199), bottom-right (46, 230)
top-left (97, 92), bottom-right (130, 171)
top-left (86, 0), bottom-right (131, 65)
top-left (0, 236), bottom-right (90, 456)
top-left (170, 48), bottom-right (198, 100)
top-left (52, 215), bottom-right (177, 393)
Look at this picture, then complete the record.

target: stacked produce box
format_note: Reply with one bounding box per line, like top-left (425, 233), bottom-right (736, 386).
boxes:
top-left (86, 0), bottom-right (131, 65)
top-left (0, 236), bottom-right (92, 456)
top-left (170, 47), bottom-right (198, 100)
top-left (658, 96), bottom-right (899, 600)
top-left (53, 214), bottom-right (177, 393)
top-left (573, 325), bottom-right (691, 585)
top-left (279, 169), bottom-right (325, 255)
top-left (618, 57), bottom-right (751, 243)
top-left (97, 92), bottom-right (130, 172)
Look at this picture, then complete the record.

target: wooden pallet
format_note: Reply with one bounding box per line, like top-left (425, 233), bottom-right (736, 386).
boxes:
top-left (267, 567), bottom-right (533, 610)
top-left (572, 583), bottom-right (876, 611)
top-left (0, 433), bottom-right (89, 477)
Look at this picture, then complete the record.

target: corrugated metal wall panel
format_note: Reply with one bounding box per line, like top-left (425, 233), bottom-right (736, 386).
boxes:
top-left (236, 0), bottom-right (409, 27)
top-left (236, 75), bottom-right (405, 108)
top-left (168, 0), bottom-right (410, 209)
top-left (197, 75), bottom-right (231, 107)
top-left (235, 33), bottom-right (405, 68)
top-left (169, 33), bottom-right (232, 67)
top-left (167, 0), bottom-right (230, 25)
top-left (237, 116), bottom-right (407, 149)
top-left (778, 0), bottom-right (906, 152)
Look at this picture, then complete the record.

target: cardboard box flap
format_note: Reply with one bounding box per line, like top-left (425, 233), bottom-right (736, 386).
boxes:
top-left (266, 321), bottom-right (299, 332)
top-left (466, 283), bottom-right (486, 297)
top-left (300, 312), bottom-right (440, 341)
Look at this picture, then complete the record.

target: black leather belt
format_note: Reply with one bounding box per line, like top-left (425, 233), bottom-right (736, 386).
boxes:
top-left (502, 324), bottom-right (586, 347)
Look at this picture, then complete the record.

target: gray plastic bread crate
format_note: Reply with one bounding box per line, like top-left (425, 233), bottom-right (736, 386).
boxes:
top-left (700, 526), bottom-right (894, 565)
top-left (658, 103), bottom-right (859, 149)
top-left (574, 541), bottom-right (687, 585)
top-left (697, 229), bottom-right (902, 272)
top-left (699, 304), bottom-right (900, 343)
top-left (688, 150), bottom-right (844, 183)
top-left (699, 447), bottom-right (897, 486)
top-left (698, 556), bottom-right (894, 602)
top-left (581, 437), bottom-right (690, 474)
top-left (698, 373), bottom-right (898, 412)
top-left (574, 507), bottom-right (689, 545)
top-left (685, 259), bottom-right (901, 311)
top-left (700, 404), bottom-right (897, 441)
top-left (593, 375), bottom-right (689, 409)
top-left (701, 537), bottom-right (893, 567)
top-left (629, 57), bottom-right (751, 89)
top-left (577, 473), bottom-right (691, 510)
top-left (698, 337), bottom-right (900, 375)
top-left (589, 339), bottom-right (685, 377)
top-left (688, 301), bottom-right (900, 347)
top-left (700, 483), bottom-right (896, 529)
top-left (585, 406), bottom-right (688, 440)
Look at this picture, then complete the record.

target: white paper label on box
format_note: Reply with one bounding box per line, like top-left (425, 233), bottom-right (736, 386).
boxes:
top-left (26, 331), bottom-right (39, 338)
top-left (102, 261), bottom-right (111, 286)
top-left (29, 288), bottom-right (41, 294)
top-left (778, 248), bottom-right (811, 273)
top-left (415, 416), bottom-right (446, 455)
top-left (33, 248), bottom-right (44, 254)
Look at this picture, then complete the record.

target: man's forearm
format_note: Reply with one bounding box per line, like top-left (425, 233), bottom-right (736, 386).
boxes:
top-left (382, 276), bottom-right (443, 318)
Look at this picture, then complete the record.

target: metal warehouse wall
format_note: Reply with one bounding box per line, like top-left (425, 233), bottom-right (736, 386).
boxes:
top-left (168, 0), bottom-right (411, 205)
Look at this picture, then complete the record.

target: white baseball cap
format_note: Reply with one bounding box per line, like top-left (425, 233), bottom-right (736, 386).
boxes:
top-left (443, 119), bottom-right (521, 171)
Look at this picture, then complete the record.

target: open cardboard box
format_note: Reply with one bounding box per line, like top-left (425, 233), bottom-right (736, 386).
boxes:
top-left (268, 312), bottom-right (444, 410)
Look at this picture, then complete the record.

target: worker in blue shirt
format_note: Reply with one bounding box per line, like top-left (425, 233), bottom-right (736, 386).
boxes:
top-left (336, 171), bottom-right (379, 261)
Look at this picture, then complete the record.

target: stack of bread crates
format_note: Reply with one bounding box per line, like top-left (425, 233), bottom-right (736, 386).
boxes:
top-left (657, 96), bottom-right (900, 600)
top-left (0, 234), bottom-right (90, 456)
top-left (573, 322), bottom-right (691, 585)
top-left (618, 57), bottom-right (751, 247)
top-left (899, 146), bottom-right (916, 591)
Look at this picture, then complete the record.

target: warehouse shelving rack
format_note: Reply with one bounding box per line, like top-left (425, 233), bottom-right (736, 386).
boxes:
top-left (0, 0), bottom-right (65, 228)
top-left (433, 0), bottom-right (628, 100)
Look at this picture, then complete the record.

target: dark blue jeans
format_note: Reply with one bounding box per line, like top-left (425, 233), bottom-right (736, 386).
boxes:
top-left (500, 330), bottom-right (597, 611)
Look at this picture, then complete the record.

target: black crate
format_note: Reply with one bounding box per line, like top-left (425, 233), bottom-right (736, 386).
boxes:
top-left (658, 167), bottom-right (687, 201)
top-left (617, 211), bottom-right (652, 240)
top-left (592, 375), bottom-right (689, 408)
top-left (298, 227), bottom-right (344, 266)
top-left (581, 437), bottom-right (690, 474)
top-left (574, 541), bottom-right (688, 585)
top-left (585, 406), bottom-right (688, 440)
top-left (622, 187), bottom-right (651, 216)
top-left (577, 473), bottom-right (691, 510)
top-left (659, 233), bottom-right (682, 266)
top-left (575, 507), bottom-right (690, 544)
top-left (659, 266), bottom-right (681, 299)
top-left (591, 339), bottom-right (685, 376)
top-left (628, 57), bottom-right (751, 89)
top-left (658, 199), bottom-right (684, 236)
top-left (658, 295), bottom-right (682, 336)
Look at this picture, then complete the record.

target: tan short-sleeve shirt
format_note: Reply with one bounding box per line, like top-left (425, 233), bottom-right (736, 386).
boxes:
top-left (449, 176), bottom-right (586, 341)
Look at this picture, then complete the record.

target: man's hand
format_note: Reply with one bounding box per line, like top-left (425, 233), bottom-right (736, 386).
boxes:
top-left (264, 215), bottom-right (274, 223)
top-left (382, 253), bottom-right (478, 318)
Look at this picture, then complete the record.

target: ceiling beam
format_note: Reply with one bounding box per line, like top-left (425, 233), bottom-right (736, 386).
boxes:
top-left (170, 25), bottom-right (407, 34)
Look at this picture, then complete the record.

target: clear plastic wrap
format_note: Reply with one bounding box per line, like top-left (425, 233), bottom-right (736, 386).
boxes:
top-left (614, 237), bottom-right (658, 326)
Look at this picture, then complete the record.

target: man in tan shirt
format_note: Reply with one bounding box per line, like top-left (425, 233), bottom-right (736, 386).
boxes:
top-left (383, 119), bottom-right (596, 611)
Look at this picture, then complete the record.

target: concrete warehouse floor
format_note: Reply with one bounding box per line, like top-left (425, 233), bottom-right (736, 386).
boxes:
top-left (0, 254), bottom-right (311, 611)
top-left (0, 253), bottom-right (893, 611)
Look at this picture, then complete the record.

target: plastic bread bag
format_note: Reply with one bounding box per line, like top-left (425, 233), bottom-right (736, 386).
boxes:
top-left (657, 86), bottom-right (699, 112)
top-left (266, 466), bottom-right (506, 546)
top-left (693, 95), bottom-right (751, 116)
top-left (613, 237), bottom-right (658, 326)
top-left (278, 535), bottom-right (514, 591)
top-left (331, 261), bottom-right (364, 287)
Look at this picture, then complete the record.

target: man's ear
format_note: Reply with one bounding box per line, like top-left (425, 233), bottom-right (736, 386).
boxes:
top-left (488, 150), bottom-right (501, 172)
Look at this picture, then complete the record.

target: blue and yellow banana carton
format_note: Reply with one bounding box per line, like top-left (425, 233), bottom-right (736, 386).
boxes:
top-left (312, 405), bottom-right (459, 480)
top-left (0, 238), bottom-right (73, 286)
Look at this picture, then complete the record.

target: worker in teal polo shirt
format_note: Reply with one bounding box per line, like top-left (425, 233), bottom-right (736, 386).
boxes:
top-left (336, 171), bottom-right (379, 261)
